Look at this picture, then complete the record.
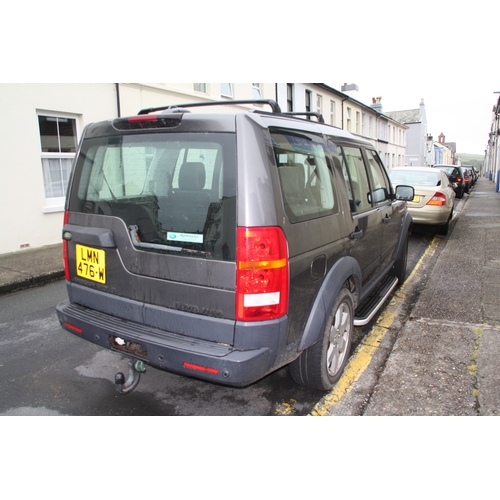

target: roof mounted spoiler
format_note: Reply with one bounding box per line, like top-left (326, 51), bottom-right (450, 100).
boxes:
top-left (138, 99), bottom-right (282, 115)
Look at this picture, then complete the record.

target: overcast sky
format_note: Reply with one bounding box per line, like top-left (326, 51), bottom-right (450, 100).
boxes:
top-left (5, 1), bottom-right (497, 156)
top-left (326, 76), bottom-right (498, 156)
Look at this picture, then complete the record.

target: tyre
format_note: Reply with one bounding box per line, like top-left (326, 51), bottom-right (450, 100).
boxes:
top-left (289, 287), bottom-right (354, 391)
top-left (391, 232), bottom-right (409, 286)
top-left (436, 209), bottom-right (453, 236)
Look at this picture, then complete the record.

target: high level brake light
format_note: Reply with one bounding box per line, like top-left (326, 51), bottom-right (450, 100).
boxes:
top-left (427, 192), bottom-right (447, 206)
top-left (127, 114), bottom-right (158, 123)
top-left (236, 227), bottom-right (289, 322)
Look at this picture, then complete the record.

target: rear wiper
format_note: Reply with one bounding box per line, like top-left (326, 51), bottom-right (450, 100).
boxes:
top-left (128, 226), bottom-right (211, 257)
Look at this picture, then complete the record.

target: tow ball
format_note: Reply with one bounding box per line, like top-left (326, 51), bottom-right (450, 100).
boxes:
top-left (115, 360), bottom-right (146, 395)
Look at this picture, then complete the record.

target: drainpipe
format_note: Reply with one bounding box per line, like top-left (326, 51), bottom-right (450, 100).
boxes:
top-left (115, 83), bottom-right (121, 117)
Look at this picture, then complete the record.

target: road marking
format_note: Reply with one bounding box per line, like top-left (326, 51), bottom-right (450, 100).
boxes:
top-left (310, 237), bottom-right (441, 416)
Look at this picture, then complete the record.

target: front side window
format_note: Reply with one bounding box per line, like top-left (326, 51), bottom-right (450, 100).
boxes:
top-left (69, 132), bottom-right (237, 261)
top-left (38, 114), bottom-right (78, 210)
top-left (272, 130), bottom-right (336, 223)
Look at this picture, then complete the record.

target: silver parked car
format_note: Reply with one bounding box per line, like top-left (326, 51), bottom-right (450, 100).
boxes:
top-left (389, 166), bottom-right (455, 235)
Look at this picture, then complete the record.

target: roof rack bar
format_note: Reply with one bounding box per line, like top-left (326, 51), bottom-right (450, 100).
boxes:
top-left (282, 112), bottom-right (325, 123)
top-left (138, 99), bottom-right (282, 115)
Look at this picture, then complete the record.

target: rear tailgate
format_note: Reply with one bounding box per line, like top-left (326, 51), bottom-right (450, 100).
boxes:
top-left (63, 117), bottom-right (238, 345)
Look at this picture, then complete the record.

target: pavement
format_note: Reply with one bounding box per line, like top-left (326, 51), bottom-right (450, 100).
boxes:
top-left (364, 176), bottom-right (500, 416)
top-left (0, 243), bottom-right (64, 295)
top-left (1, 176), bottom-right (500, 416)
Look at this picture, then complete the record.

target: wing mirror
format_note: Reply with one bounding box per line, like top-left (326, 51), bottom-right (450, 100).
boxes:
top-left (395, 185), bottom-right (414, 201)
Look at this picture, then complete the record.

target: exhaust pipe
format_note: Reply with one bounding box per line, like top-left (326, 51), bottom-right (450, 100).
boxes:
top-left (115, 360), bottom-right (146, 395)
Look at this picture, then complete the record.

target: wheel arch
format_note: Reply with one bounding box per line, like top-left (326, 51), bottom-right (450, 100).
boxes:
top-left (298, 256), bottom-right (361, 352)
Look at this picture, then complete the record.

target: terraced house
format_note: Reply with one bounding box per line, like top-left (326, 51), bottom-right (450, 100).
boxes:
top-left (0, 83), bottom-right (408, 255)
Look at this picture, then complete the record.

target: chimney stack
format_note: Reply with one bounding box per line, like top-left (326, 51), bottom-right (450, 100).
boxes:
top-left (370, 96), bottom-right (383, 114)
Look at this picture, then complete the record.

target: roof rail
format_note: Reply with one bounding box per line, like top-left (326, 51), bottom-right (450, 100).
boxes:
top-left (282, 112), bottom-right (325, 123)
top-left (138, 99), bottom-right (282, 115)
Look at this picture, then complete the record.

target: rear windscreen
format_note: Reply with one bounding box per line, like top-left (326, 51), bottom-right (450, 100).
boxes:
top-left (68, 132), bottom-right (237, 261)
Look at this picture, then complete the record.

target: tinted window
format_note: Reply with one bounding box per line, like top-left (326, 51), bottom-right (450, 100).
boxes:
top-left (365, 150), bottom-right (391, 204)
top-left (338, 146), bottom-right (372, 212)
top-left (69, 132), bottom-right (237, 261)
top-left (272, 130), bottom-right (337, 223)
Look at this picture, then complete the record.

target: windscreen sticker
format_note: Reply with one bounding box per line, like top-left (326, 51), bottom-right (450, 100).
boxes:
top-left (167, 232), bottom-right (204, 244)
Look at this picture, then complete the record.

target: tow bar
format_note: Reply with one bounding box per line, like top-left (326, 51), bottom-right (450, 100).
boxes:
top-left (115, 360), bottom-right (146, 395)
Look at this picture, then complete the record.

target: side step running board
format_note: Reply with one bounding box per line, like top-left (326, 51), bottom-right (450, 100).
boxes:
top-left (354, 275), bottom-right (399, 326)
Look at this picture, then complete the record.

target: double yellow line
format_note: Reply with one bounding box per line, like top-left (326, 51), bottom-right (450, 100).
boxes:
top-left (310, 236), bottom-right (440, 416)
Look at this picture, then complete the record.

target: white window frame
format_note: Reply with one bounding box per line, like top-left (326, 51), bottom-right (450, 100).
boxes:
top-left (330, 100), bottom-right (336, 126)
top-left (221, 83), bottom-right (233, 98)
top-left (38, 111), bottom-right (79, 213)
top-left (252, 83), bottom-right (262, 99)
top-left (194, 83), bottom-right (207, 93)
top-left (316, 94), bottom-right (322, 115)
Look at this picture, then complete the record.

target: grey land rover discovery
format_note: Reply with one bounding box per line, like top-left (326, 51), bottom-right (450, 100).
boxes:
top-left (56, 99), bottom-right (413, 393)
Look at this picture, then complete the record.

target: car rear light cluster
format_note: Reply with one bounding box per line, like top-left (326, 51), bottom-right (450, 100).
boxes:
top-left (236, 226), bottom-right (289, 322)
top-left (427, 192), bottom-right (447, 206)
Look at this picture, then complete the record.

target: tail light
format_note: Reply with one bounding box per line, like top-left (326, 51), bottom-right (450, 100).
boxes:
top-left (427, 192), bottom-right (447, 206)
top-left (457, 177), bottom-right (463, 183)
top-left (63, 210), bottom-right (70, 281)
top-left (236, 227), bottom-right (289, 321)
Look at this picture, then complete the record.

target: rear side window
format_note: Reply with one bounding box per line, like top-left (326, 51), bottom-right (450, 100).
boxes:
top-left (271, 130), bottom-right (336, 223)
top-left (364, 150), bottom-right (392, 205)
top-left (68, 132), bottom-right (237, 261)
top-left (338, 146), bottom-right (372, 212)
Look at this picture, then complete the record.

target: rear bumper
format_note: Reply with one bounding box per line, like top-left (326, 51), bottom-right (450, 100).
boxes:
top-left (407, 206), bottom-right (451, 226)
top-left (56, 300), bottom-right (273, 387)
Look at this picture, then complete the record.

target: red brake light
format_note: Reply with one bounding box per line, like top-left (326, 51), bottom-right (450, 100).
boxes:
top-left (127, 114), bottom-right (158, 123)
top-left (236, 227), bottom-right (289, 321)
top-left (457, 177), bottom-right (463, 182)
top-left (64, 322), bottom-right (82, 334)
top-left (183, 362), bottom-right (219, 375)
top-left (427, 192), bottom-right (447, 206)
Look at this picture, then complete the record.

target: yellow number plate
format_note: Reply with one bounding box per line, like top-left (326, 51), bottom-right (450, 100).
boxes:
top-left (412, 195), bottom-right (420, 203)
top-left (76, 244), bottom-right (106, 284)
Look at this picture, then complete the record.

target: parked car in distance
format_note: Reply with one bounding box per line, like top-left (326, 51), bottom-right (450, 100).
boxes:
top-left (461, 166), bottom-right (474, 192)
top-left (433, 164), bottom-right (465, 198)
top-left (462, 164), bottom-right (478, 185)
top-left (389, 166), bottom-right (455, 235)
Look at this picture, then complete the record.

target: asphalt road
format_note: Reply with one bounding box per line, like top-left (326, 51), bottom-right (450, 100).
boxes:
top-left (0, 229), bottom-right (436, 416)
